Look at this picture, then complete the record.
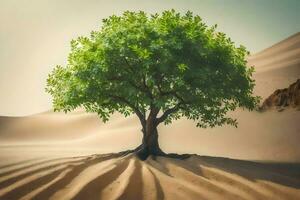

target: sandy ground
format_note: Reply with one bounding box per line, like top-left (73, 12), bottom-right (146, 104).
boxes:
top-left (0, 33), bottom-right (299, 199)
top-left (0, 153), bottom-right (299, 200)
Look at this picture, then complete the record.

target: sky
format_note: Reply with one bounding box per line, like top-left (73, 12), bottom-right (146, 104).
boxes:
top-left (0, 0), bottom-right (299, 116)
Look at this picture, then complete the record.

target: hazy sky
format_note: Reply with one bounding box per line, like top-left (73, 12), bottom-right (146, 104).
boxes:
top-left (1, 0), bottom-right (299, 116)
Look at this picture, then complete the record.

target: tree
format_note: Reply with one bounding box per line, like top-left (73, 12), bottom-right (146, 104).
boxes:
top-left (46, 10), bottom-right (259, 160)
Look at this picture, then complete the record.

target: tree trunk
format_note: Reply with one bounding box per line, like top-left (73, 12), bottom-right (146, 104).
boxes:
top-left (136, 117), bottom-right (164, 160)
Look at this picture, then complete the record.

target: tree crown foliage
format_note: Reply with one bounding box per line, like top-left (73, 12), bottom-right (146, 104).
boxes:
top-left (46, 10), bottom-right (259, 128)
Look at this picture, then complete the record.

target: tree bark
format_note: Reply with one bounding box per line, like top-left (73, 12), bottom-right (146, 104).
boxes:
top-left (135, 113), bottom-right (164, 160)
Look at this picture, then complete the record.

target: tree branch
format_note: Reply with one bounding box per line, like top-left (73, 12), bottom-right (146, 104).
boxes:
top-left (156, 103), bottom-right (182, 125)
top-left (148, 105), bottom-right (160, 121)
top-left (109, 95), bottom-right (146, 127)
top-left (157, 87), bottom-right (189, 105)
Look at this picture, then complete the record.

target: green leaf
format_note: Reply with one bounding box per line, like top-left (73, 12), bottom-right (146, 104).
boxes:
top-left (46, 9), bottom-right (259, 130)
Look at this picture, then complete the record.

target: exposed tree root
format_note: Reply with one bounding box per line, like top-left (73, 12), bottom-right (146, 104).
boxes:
top-left (109, 147), bottom-right (191, 161)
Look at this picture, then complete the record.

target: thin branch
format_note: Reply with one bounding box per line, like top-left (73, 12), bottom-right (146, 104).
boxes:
top-left (157, 87), bottom-right (189, 105)
top-left (156, 103), bottom-right (182, 125)
top-left (123, 57), bottom-right (134, 73)
top-left (109, 95), bottom-right (146, 127)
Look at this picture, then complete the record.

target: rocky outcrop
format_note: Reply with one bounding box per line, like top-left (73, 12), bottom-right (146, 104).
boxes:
top-left (260, 79), bottom-right (300, 111)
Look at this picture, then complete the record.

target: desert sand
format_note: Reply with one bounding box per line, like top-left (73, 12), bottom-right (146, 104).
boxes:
top-left (0, 33), bottom-right (300, 199)
top-left (0, 153), bottom-right (299, 200)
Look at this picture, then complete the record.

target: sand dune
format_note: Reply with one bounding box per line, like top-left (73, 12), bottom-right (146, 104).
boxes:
top-left (249, 32), bottom-right (300, 98)
top-left (0, 108), bottom-right (299, 162)
top-left (0, 153), bottom-right (299, 200)
top-left (248, 33), bottom-right (300, 64)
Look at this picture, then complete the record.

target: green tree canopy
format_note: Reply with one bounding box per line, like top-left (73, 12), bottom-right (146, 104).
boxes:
top-left (46, 10), bottom-right (259, 159)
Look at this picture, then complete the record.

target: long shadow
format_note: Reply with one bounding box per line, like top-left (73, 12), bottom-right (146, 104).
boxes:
top-left (116, 159), bottom-right (143, 200)
top-left (32, 154), bottom-right (121, 200)
top-left (162, 157), bottom-right (264, 200)
top-left (195, 156), bottom-right (300, 188)
top-left (147, 157), bottom-right (211, 200)
top-left (146, 157), bottom-right (173, 177)
top-left (147, 167), bottom-right (165, 200)
top-left (72, 158), bottom-right (130, 200)
top-left (0, 166), bottom-right (69, 200)
top-left (0, 158), bottom-right (42, 170)
top-left (0, 158), bottom-right (86, 189)
top-left (0, 156), bottom-right (83, 177)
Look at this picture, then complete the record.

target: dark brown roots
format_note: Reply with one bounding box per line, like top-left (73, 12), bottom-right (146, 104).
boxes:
top-left (118, 145), bottom-right (191, 161)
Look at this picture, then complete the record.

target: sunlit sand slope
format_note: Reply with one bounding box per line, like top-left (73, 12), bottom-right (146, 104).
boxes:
top-left (249, 32), bottom-right (300, 98)
top-left (0, 154), bottom-right (299, 200)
